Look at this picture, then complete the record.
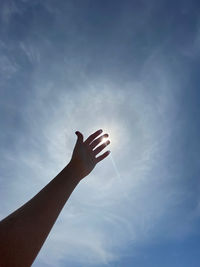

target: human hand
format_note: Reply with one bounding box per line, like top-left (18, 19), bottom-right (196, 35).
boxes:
top-left (69, 129), bottom-right (110, 180)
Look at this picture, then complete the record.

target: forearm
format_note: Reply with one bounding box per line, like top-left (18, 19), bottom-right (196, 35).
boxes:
top-left (0, 163), bottom-right (80, 267)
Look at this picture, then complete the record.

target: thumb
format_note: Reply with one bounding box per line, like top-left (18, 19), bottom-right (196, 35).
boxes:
top-left (75, 131), bottom-right (83, 144)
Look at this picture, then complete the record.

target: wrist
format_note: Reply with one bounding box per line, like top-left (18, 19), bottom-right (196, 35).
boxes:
top-left (65, 161), bottom-right (83, 183)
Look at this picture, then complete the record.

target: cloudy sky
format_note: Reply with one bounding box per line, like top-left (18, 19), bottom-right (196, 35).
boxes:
top-left (0, 0), bottom-right (200, 266)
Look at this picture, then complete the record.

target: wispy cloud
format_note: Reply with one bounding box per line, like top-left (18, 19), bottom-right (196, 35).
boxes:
top-left (0, 1), bottom-right (199, 266)
top-left (0, 75), bottom-right (187, 266)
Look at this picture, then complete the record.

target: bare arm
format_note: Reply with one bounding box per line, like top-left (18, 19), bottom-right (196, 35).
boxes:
top-left (0, 129), bottom-right (110, 267)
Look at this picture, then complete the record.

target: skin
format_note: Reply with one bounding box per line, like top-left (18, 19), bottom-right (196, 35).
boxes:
top-left (0, 129), bottom-right (110, 267)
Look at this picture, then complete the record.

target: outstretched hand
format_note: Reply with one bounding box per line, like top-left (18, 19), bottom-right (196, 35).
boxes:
top-left (0, 129), bottom-right (110, 267)
top-left (69, 129), bottom-right (110, 180)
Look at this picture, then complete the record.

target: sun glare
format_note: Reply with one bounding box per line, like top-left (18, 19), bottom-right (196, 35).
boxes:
top-left (101, 136), bottom-right (109, 144)
top-left (97, 126), bottom-right (119, 149)
top-left (93, 124), bottom-right (122, 151)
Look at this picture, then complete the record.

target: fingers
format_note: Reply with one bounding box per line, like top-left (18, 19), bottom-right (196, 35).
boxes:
top-left (95, 150), bottom-right (111, 163)
top-left (84, 129), bottom-right (103, 145)
top-left (75, 131), bottom-right (83, 143)
top-left (93, 140), bottom-right (110, 155)
top-left (90, 134), bottom-right (109, 149)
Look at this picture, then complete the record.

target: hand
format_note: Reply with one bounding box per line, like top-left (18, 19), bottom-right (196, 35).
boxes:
top-left (69, 129), bottom-right (110, 180)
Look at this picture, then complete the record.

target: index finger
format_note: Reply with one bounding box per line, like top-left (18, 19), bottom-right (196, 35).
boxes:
top-left (84, 129), bottom-right (103, 145)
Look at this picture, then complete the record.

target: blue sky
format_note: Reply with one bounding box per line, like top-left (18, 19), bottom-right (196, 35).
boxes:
top-left (0, 0), bottom-right (200, 266)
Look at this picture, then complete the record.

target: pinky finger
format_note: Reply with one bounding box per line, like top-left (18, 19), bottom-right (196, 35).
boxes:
top-left (96, 150), bottom-right (111, 163)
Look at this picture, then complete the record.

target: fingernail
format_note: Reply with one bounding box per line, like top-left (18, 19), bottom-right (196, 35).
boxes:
top-left (99, 129), bottom-right (103, 133)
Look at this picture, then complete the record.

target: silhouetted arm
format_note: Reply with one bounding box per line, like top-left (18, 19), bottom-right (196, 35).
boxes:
top-left (0, 129), bottom-right (110, 267)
